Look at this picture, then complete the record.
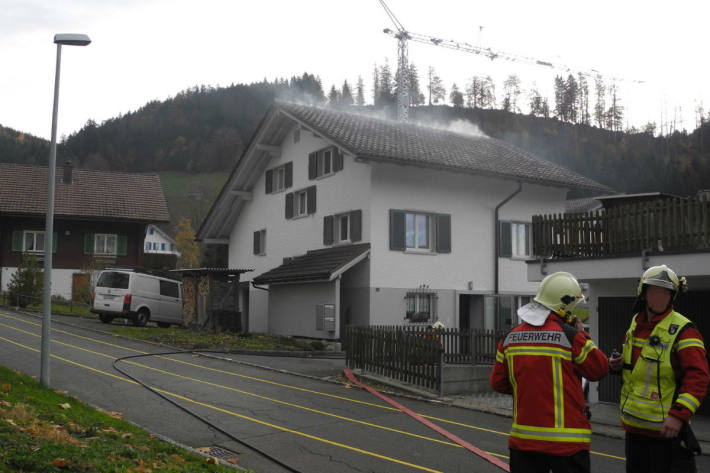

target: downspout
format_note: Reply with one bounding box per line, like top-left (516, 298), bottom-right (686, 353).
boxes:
top-left (493, 181), bottom-right (523, 322)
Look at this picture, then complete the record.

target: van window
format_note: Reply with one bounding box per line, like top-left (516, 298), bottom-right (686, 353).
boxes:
top-left (97, 272), bottom-right (129, 289)
top-left (160, 280), bottom-right (179, 298)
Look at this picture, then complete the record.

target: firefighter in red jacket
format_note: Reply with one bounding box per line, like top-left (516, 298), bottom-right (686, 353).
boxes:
top-left (490, 272), bottom-right (609, 473)
top-left (608, 265), bottom-right (708, 472)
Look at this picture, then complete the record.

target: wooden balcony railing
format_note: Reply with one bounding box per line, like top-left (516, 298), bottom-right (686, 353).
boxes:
top-left (532, 196), bottom-right (710, 259)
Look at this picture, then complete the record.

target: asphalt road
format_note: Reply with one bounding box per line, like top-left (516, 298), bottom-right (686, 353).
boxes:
top-left (1, 309), bottom-right (705, 473)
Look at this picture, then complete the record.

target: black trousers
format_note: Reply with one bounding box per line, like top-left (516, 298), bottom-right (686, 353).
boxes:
top-left (625, 432), bottom-right (696, 473)
top-left (509, 449), bottom-right (590, 473)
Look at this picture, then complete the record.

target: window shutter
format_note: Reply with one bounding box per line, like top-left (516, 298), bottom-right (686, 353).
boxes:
top-left (315, 304), bottom-right (325, 330)
top-left (525, 223), bottom-right (531, 256)
top-left (117, 235), bottom-right (128, 256)
top-left (11, 231), bottom-right (23, 252)
top-left (389, 210), bottom-right (405, 251)
top-left (323, 215), bottom-right (334, 245)
top-left (436, 214), bottom-right (451, 253)
top-left (265, 169), bottom-right (273, 194)
top-left (333, 149), bottom-right (344, 172)
top-left (499, 221), bottom-right (512, 257)
top-left (285, 192), bottom-right (294, 219)
top-left (285, 162), bottom-right (293, 188)
top-left (308, 152), bottom-right (317, 180)
top-left (253, 231), bottom-right (260, 254)
top-left (83, 233), bottom-right (95, 255)
top-left (306, 186), bottom-right (316, 214)
top-left (52, 232), bottom-right (58, 254)
top-left (350, 210), bottom-right (362, 242)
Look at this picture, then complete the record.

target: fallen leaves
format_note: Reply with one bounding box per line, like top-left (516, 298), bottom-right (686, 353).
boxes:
top-left (206, 457), bottom-right (219, 464)
top-left (106, 411), bottom-right (124, 420)
top-left (51, 458), bottom-right (69, 468)
top-left (196, 446), bottom-right (211, 453)
top-left (58, 403), bottom-right (71, 410)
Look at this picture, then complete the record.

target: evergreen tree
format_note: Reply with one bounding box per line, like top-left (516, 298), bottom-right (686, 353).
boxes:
top-left (502, 75), bottom-right (522, 113)
top-left (478, 76), bottom-right (496, 109)
top-left (594, 75), bottom-right (606, 128)
top-left (372, 65), bottom-right (380, 104)
top-left (427, 67), bottom-right (446, 105)
top-left (408, 64), bottom-right (425, 105)
top-left (528, 84), bottom-right (545, 117)
top-left (7, 253), bottom-right (43, 308)
top-left (554, 75), bottom-right (566, 120)
top-left (564, 74), bottom-right (579, 123)
top-left (449, 83), bottom-right (464, 107)
top-left (341, 80), bottom-right (354, 106)
top-left (328, 85), bottom-right (341, 106)
top-left (355, 76), bottom-right (366, 106)
top-left (577, 73), bottom-right (591, 125)
top-left (606, 83), bottom-right (624, 131)
top-left (377, 60), bottom-right (395, 107)
top-left (175, 217), bottom-right (199, 268)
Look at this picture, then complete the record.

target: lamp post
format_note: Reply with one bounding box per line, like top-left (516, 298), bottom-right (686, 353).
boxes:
top-left (40, 33), bottom-right (91, 387)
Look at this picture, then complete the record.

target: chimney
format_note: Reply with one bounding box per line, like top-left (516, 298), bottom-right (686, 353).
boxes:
top-left (63, 160), bottom-right (73, 185)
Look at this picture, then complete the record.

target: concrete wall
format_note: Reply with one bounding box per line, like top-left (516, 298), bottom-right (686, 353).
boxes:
top-left (368, 287), bottom-right (457, 328)
top-left (0, 267), bottom-right (75, 300)
top-left (268, 282), bottom-right (336, 339)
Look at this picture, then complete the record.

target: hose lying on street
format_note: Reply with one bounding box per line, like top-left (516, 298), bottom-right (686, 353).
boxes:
top-left (112, 350), bottom-right (306, 473)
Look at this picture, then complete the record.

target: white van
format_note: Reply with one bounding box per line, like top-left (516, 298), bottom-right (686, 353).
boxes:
top-left (91, 270), bottom-right (182, 327)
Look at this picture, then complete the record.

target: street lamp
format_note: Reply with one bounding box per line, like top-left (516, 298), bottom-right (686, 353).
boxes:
top-left (40, 33), bottom-right (91, 387)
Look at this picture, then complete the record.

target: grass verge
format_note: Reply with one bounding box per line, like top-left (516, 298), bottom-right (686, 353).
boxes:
top-left (107, 326), bottom-right (324, 351)
top-left (0, 365), bottom-right (244, 472)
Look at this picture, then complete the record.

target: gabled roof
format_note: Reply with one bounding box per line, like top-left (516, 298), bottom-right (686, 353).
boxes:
top-left (198, 102), bottom-right (611, 241)
top-left (147, 224), bottom-right (176, 243)
top-left (0, 163), bottom-right (170, 222)
top-left (252, 243), bottom-right (370, 285)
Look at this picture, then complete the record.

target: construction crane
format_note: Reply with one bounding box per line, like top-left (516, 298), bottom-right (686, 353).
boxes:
top-left (378, 0), bottom-right (642, 122)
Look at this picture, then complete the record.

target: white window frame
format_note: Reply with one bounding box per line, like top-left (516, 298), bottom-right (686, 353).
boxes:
top-left (335, 213), bottom-right (350, 244)
top-left (272, 165), bottom-right (286, 193)
top-left (510, 222), bottom-right (531, 258)
top-left (256, 229), bottom-right (266, 256)
top-left (316, 148), bottom-right (334, 178)
top-left (295, 189), bottom-right (308, 217)
top-left (405, 212), bottom-right (433, 251)
top-left (94, 233), bottom-right (117, 256)
top-left (23, 230), bottom-right (45, 253)
top-left (405, 293), bottom-right (434, 323)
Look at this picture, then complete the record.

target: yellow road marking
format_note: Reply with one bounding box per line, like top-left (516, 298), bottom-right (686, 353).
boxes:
top-left (0, 311), bottom-right (624, 461)
top-left (0, 333), bottom-right (446, 473)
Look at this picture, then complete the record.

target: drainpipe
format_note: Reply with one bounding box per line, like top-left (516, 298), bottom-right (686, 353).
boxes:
top-left (251, 281), bottom-right (269, 292)
top-left (493, 181), bottom-right (523, 323)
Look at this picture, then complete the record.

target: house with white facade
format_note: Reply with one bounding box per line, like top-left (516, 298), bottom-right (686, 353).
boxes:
top-left (197, 102), bottom-right (609, 341)
top-left (144, 224), bottom-right (180, 256)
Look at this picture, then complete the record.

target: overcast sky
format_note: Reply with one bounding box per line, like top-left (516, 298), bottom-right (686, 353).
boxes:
top-left (2, 0), bottom-right (708, 140)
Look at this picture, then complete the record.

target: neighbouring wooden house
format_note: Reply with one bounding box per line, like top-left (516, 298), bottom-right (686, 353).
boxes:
top-left (197, 102), bottom-right (610, 341)
top-left (0, 161), bottom-right (170, 300)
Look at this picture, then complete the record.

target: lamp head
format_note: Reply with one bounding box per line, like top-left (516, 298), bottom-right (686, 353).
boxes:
top-left (54, 34), bottom-right (91, 46)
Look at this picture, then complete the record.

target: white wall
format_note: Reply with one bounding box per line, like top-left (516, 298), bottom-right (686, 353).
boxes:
top-left (144, 225), bottom-right (179, 255)
top-left (228, 125), bottom-right (372, 279)
top-left (268, 282), bottom-right (336, 338)
top-left (1, 266), bottom-right (75, 300)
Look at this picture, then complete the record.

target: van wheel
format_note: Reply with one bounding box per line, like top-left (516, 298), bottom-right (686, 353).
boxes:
top-left (133, 309), bottom-right (149, 327)
top-left (99, 314), bottom-right (113, 324)
top-left (157, 322), bottom-right (170, 328)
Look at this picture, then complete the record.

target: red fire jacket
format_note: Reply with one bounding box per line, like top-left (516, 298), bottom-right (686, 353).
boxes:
top-left (621, 307), bottom-right (708, 436)
top-left (490, 313), bottom-right (609, 455)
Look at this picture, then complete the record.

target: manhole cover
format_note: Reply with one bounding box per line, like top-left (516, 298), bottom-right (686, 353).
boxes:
top-left (207, 446), bottom-right (238, 459)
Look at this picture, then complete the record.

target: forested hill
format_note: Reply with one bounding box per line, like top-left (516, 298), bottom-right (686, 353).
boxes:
top-left (2, 75), bottom-right (710, 197)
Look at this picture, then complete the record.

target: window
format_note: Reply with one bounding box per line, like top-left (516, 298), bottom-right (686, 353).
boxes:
top-left (308, 147), bottom-right (343, 179)
top-left (96, 271), bottom-right (129, 289)
top-left (496, 295), bottom-right (533, 330)
top-left (337, 214), bottom-right (349, 243)
top-left (285, 186), bottom-right (316, 219)
top-left (23, 231), bottom-right (45, 252)
top-left (295, 190), bottom-right (308, 217)
top-left (253, 229), bottom-right (266, 255)
top-left (265, 162), bottom-right (292, 194)
top-left (390, 210), bottom-right (451, 253)
top-left (170, 243), bottom-right (174, 251)
top-left (148, 227), bottom-right (154, 235)
top-left (499, 221), bottom-right (531, 258)
top-left (405, 287), bottom-right (437, 323)
top-left (323, 210), bottom-right (362, 245)
top-left (145, 242), bottom-right (151, 251)
top-left (95, 234), bottom-right (117, 255)
top-left (159, 280), bottom-right (179, 298)
top-left (405, 213), bottom-right (430, 250)
top-left (161, 243), bottom-right (166, 251)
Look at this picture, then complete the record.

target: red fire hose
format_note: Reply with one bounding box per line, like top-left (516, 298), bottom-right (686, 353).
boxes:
top-left (343, 368), bottom-right (510, 472)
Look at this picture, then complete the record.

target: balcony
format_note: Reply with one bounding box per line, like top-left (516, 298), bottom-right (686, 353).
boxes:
top-left (532, 196), bottom-right (710, 260)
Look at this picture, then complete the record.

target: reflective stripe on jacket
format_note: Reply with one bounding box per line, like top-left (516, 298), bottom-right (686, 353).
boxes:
top-left (621, 310), bottom-right (693, 431)
top-left (490, 314), bottom-right (609, 455)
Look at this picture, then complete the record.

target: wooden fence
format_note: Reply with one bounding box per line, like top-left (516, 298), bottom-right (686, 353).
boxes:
top-left (345, 325), bottom-right (506, 393)
top-left (533, 196), bottom-right (710, 259)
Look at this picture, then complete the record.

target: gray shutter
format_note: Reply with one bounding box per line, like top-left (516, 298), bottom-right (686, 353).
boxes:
top-left (315, 304), bottom-right (324, 330)
top-left (323, 215), bottom-right (334, 245)
top-left (285, 162), bottom-right (293, 188)
top-left (389, 210), bottom-right (405, 251)
top-left (436, 214), bottom-right (451, 253)
top-left (308, 152), bottom-right (317, 180)
top-left (525, 223), bottom-right (531, 256)
top-left (285, 192), bottom-right (294, 219)
top-left (333, 149), bottom-right (344, 172)
top-left (117, 235), bottom-right (128, 256)
top-left (11, 231), bottom-right (23, 252)
top-left (499, 221), bottom-right (512, 257)
top-left (350, 210), bottom-right (362, 242)
top-left (83, 233), bottom-right (95, 255)
top-left (265, 169), bottom-right (273, 194)
top-left (253, 231), bottom-right (260, 254)
top-left (52, 232), bottom-right (58, 254)
top-left (307, 186), bottom-right (316, 214)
